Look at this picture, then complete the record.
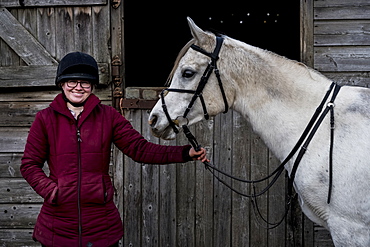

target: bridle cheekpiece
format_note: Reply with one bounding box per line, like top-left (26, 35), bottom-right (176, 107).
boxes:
top-left (160, 36), bottom-right (229, 134)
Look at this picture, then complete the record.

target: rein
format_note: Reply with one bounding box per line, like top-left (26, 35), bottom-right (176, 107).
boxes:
top-left (160, 35), bottom-right (341, 228)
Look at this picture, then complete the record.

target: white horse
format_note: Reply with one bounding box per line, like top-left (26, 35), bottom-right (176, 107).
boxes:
top-left (148, 17), bottom-right (370, 246)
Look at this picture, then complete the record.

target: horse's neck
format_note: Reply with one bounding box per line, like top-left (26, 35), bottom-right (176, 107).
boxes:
top-left (231, 47), bottom-right (332, 162)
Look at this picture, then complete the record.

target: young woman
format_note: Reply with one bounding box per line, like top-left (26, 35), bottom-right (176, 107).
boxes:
top-left (21, 52), bottom-right (208, 247)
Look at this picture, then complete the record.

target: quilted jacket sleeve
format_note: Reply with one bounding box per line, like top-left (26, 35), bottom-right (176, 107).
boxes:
top-left (111, 109), bottom-right (192, 164)
top-left (21, 111), bottom-right (58, 204)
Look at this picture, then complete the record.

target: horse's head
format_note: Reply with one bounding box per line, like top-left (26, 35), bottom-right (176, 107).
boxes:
top-left (149, 17), bottom-right (234, 140)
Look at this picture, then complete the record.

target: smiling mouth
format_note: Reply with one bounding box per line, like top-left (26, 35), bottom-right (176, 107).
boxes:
top-left (71, 92), bottom-right (84, 96)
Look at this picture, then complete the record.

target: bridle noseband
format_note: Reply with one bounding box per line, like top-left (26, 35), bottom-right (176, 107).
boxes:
top-left (160, 36), bottom-right (229, 134)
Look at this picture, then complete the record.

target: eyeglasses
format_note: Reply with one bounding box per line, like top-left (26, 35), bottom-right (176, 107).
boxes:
top-left (66, 80), bottom-right (92, 89)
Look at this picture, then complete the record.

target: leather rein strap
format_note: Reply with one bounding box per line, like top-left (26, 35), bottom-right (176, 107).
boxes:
top-left (288, 83), bottom-right (341, 204)
top-left (183, 82), bottom-right (341, 228)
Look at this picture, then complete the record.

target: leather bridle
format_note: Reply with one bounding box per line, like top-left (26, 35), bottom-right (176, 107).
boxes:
top-left (160, 36), bottom-right (229, 134)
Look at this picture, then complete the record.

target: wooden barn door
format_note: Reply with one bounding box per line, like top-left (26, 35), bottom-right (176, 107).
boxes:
top-left (0, 1), bottom-right (123, 246)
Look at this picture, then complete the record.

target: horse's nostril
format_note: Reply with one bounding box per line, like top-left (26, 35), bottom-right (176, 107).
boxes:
top-left (149, 115), bottom-right (158, 127)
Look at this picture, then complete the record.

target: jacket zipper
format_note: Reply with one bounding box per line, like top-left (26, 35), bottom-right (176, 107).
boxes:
top-left (76, 117), bottom-right (82, 247)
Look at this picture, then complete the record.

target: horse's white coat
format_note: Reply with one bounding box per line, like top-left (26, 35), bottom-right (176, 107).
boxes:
top-left (149, 18), bottom-right (370, 246)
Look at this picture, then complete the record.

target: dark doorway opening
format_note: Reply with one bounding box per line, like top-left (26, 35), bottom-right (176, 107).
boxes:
top-left (124, 1), bottom-right (300, 87)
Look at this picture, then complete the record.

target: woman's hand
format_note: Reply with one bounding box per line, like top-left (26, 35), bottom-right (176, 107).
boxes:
top-left (189, 147), bottom-right (210, 163)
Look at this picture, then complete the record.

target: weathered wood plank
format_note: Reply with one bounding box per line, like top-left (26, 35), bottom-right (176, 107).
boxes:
top-left (123, 110), bottom-right (143, 247)
top-left (158, 137), bottom-right (177, 247)
top-left (322, 72), bottom-right (370, 87)
top-left (175, 124), bottom-right (196, 247)
top-left (314, 6), bottom-right (370, 20)
top-left (0, 8), bottom-right (58, 65)
top-left (0, 101), bottom-right (48, 127)
top-left (0, 37), bottom-right (19, 66)
top-left (314, 20), bottom-right (370, 46)
top-left (0, 204), bottom-right (40, 228)
top-left (314, 0), bottom-right (370, 8)
top-left (267, 152), bottom-right (287, 246)
top-left (37, 8), bottom-right (56, 58)
top-left (301, 0), bottom-right (314, 67)
top-left (249, 132), bottom-right (269, 246)
top-left (0, 153), bottom-right (49, 178)
top-left (0, 0), bottom-right (107, 8)
top-left (0, 128), bottom-right (28, 153)
top-left (55, 7), bottom-right (74, 57)
top-left (0, 229), bottom-right (40, 247)
top-left (92, 6), bottom-right (110, 62)
top-left (0, 66), bottom-right (56, 88)
top-left (0, 64), bottom-right (109, 88)
top-left (0, 178), bottom-right (43, 203)
top-left (74, 7), bottom-right (93, 54)
top-left (314, 225), bottom-right (334, 247)
top-left (213, 112), bottom-right (232, 247)
top-left (231, 111), bottom-right (251, 247)
top-left (303, 214), bottom-right (315, 247)
top-left (194, 119), bottom-right (214, 247)
top-left (0, 9), bottom-right (20, 67)
top-left (16, 8), bottom-right (37, 67)
top-left (314, 46), bottom-right (370, 72)
top-left (0, 153), bottom-right (23, 178)
top-left (141, 110), bottom-right (160, 246)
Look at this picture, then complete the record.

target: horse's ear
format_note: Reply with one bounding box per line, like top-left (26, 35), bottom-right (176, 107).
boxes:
top-left (187, 17), bottom-right (209, 44)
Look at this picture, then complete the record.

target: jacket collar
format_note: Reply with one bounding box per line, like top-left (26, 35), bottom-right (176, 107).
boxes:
top-left (50, 93), bottom-right (101, 125)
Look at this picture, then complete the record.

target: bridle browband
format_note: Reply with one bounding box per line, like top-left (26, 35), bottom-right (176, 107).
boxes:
top-left (160, 36), bottom-right (229, 134)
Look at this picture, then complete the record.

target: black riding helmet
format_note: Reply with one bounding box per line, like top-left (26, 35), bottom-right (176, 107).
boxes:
top-left (55, 52), bottom-right (99, 87)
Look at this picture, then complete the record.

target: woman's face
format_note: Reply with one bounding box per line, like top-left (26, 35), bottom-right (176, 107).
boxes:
top-left (62, 80), bottom-right (92, 104)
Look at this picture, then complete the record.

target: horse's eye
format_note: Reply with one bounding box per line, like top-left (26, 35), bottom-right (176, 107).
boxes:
top-left (182, 70), bottom-right (195, 78)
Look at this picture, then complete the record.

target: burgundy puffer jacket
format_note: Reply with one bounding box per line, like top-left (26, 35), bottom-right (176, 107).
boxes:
top-left (21, 93), bottom-right (191, 247)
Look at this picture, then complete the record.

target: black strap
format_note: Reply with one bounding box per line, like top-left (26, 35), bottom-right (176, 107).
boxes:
top-left (327, 84), bottom-right (341, 203)
top-left (182, 82), bottom-right (340, 228)
top-left (160, 89), bottom-right (179, 134)
top-left (288, 84), bottom-right (341, 203)
top-left (214, 66), bottom-right (229, 114)
top-left (190, 36), bottom-right (229, 115)
top-left (183, 62), bottom-right (214, 119)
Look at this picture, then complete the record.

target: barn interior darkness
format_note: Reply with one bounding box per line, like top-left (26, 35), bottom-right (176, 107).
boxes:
top-left (124, 1), bottom-right (300, 87)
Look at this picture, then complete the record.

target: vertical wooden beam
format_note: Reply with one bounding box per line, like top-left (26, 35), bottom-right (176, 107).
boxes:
top-left (122, 110), bottom-right (142, 247)
top-left (55, 7), bottom-right (74, 58)
top-left (300, 0), bottom-right (314, 67)
top-left (111, 2), bottom-right (124, 247)
top-left (110, 0), bottom-right (124, 109)
top-left (213, 112), bottom-right (233, 247)
top-left (195, 118), bottom-right (214, 247)
top-left (176, 125), bottom-right (196, 247)
top-left (231, 112), bottom-right (251, 247)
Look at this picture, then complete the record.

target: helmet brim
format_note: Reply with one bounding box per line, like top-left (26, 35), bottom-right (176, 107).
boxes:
top-left (57, 73), bottom-right (98, 85)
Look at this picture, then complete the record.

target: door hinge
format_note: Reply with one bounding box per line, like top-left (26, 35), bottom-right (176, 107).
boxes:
top-left (111, 55), bottom-right (123, 110)
top-left (111, 0), bottom-right (121, 8)
top-left (111, 55), bottom-right (122, 98)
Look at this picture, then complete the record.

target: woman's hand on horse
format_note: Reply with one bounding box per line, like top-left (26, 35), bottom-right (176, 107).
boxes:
top-left (189, 147), bottom-right (210, 163)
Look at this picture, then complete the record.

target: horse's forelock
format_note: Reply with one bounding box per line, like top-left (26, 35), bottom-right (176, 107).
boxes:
top-left (166, 38), bottom-right (196, 86)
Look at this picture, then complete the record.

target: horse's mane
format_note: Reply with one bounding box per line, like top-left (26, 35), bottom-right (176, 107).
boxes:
top-left (166, 34), bottom-right (326, 86)
top-left (166, 38), bottom-right (196, 86)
